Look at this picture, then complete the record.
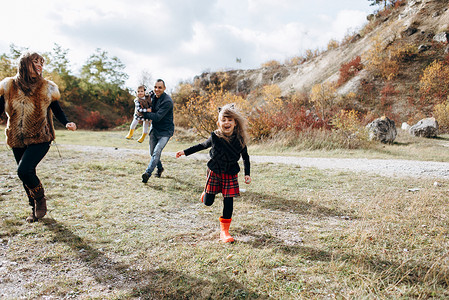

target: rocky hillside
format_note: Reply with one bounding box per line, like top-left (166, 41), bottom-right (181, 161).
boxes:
top-left (192, 0), bottom-right (449, 122)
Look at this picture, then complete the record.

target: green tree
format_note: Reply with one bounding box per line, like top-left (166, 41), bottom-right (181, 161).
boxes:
top-left (41, 44), bottom-right (73, 94)
top-left (45, 43), bottom-right (71, 76)
top-left (81, 48), bottom-right (128, 87)
top-left (0, 55), bottom-right (16, 78)
top-left (8, 44), bottom-right (27, 60)
top-left (0, 44), bottom-right (134, 129)
top-left (0, 44), bottom-right (28, 78)
top-left (79, 48), bottom-right (133, 121)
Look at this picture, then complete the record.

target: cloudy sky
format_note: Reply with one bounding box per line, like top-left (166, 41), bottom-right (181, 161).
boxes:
top-left (1, 0), bottom-right (376, 91)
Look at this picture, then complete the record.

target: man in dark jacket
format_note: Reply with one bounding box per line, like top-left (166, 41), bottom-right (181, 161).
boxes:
top-left (141, 79), bottom-right (174, 183)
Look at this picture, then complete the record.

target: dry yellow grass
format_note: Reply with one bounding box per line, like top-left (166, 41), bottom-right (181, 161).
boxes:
top-left (1, 129), bottom-right (448, 298)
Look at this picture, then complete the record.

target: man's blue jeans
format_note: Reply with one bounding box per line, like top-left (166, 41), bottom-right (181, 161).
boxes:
top-left (145, 134), bottom-right (170, 175)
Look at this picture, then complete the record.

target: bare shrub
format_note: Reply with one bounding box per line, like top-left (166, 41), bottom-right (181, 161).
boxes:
top-left (180, 89), bottom-right (248, 138)
top-left (327, 39), bottom-right (340, 51)
top-left (419, 60), bottom-right (449, 102)
top-left (332, 109), bottom-right (371, 148)
top-left (304, 49), bottom-right (321, 60)
top-left (261, 60), bottom-right (281, 69)
top-left (380, 82), bottom-right (397, 108)
top-left (433, 99), bottom-right (449, 133)
top-left (266, 127), bottom-right (372, 150)
top-left (337, 56), bottom-right (363, 87)
top-left (310, 82), bottom-right (337, 121)
top-left (248, 90), bottom-right (329, 140)
top-left (247, 84), bottom-right (284, 140)
top-left (172, 82), bottom-right (197, 128)
top-left (285, 56), bottom-right (305, 66)
top-left (84, 111), bottom-right (112, 129)
top-left (364, 36), bottom-right (417, 80)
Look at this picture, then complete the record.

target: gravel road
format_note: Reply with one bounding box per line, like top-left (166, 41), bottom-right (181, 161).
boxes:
top-left (63, 145), bottom-right (449, 180)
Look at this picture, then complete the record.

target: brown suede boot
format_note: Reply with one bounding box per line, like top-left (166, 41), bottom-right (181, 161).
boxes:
top-left (219, 217), bottom-right (234, 243)
top-left (26, 207), bottom-right (38, 223)
top-left (24, 185), bottom-right (38, 223)
top-left (28, 183), bottom-right (47, 219)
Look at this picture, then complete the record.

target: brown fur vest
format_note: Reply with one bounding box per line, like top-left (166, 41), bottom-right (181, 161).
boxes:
top-left (0, 76), bottom-right (60, 148)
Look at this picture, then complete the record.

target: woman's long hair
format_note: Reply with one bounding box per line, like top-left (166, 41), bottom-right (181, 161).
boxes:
top-left (16, 52), bottom-right (44, 95)
top-left (215, 103), bottom-right (249, 147)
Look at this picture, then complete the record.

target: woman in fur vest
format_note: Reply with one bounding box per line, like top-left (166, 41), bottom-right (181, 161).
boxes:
top-left (0, 52), bottom-right (77, 223)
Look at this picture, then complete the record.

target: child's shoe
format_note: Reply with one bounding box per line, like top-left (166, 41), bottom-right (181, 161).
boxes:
top-left (137, 133), bottom-right (148, 143)
top-left (200, 192), bottom-right (205, 203)
top-left (142, 172), bottom-right (150, 183)
top-left (155, 167), bottom-right (164, 178)
top-left (125, 129), bottom-right (135, 139)
top-left (219, 217), bottom-right (234, 243)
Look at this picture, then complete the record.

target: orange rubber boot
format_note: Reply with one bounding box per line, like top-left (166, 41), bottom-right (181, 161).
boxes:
top-left (219, 217), bottom-right (234, 243)
top-left (200, 192), bottom-right (205, 203)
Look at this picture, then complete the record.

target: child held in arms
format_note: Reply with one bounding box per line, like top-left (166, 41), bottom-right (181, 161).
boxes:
top-left (125, 85), bottom-right (153, 143)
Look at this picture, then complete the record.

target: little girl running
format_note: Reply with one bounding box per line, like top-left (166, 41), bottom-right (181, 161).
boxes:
top-left (125, 85), bottom-right (153, 143)
top-left (176, 103), bottom-right (251, 243)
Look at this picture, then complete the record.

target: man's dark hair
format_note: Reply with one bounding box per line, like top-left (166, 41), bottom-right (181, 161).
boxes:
top-left (156, 79), bottom-right (165, 87)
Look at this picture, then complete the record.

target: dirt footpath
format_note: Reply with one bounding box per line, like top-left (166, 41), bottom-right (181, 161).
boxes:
top-left (62, 144), bottom-right (449, 180)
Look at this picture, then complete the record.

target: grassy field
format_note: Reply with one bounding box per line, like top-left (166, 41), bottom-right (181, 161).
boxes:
top-left (1, 128), bottom-right (449, 299)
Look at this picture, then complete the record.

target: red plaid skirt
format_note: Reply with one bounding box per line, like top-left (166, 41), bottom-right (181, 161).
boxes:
top-left (204, 169), bottom-right (240, 198)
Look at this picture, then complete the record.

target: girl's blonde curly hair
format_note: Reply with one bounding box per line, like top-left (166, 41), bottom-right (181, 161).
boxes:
top-left (215, 103), bottom-right (249, 147)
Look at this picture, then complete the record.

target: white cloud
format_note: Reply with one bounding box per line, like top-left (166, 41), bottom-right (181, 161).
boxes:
top-left (332, 10), bottom-right (368, 38)
top-left (179, 22), bottom-right (215, 55)
top-left (0, 0), bottom-right (374, 90)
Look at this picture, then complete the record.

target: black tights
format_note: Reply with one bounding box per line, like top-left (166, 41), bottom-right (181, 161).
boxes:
top-left (12, 142), bottom-right (50, 189)
top-left (203, 193), bottom-right (233, 219)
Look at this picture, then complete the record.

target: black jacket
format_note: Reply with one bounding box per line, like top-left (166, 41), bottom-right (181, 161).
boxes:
top-left (183, 131), bottom-right (250, 176)
top-left (141, 92), bottom-right (174, 137)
